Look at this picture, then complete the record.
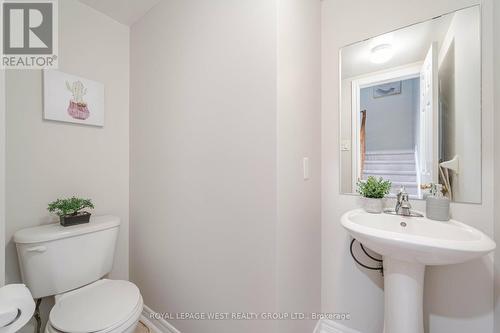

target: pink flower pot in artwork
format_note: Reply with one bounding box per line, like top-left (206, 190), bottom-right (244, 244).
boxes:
top-left (67, 100), bottom-right (90, 120)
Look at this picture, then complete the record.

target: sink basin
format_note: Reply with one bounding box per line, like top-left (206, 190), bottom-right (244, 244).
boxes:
top-left (342, 209), bottom-right (495, 265)
top-left (341, 209), bottom-right (495, 333)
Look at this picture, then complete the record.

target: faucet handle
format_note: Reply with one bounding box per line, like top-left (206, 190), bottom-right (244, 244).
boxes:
top-left (394, 186), bottom-right (413, 216)
top-left (397, 186), bottom-right (406, 201)
top-left (400, 195), bottom-right (411, 207)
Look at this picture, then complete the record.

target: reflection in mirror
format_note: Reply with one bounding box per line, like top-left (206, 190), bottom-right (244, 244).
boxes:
top-left (339, 5), bottom-right (481, 203)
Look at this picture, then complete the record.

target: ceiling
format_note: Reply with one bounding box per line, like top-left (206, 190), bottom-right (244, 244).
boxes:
top-left (79, 0), bottom-right (162, 26)
top-left (341, 13), bottom-right (453, 79)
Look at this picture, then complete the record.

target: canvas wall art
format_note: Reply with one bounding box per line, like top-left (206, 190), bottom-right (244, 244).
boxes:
top-left (43, 69), bottom-right (104, 126)
top-left (372, 81), bottom-right (401, 98)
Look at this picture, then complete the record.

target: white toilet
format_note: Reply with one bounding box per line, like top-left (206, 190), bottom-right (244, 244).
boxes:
top-left (14, 216), bottom-right (143, 333)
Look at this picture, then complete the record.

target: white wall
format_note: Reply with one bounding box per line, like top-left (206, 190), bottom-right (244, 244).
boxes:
top-left (5, 0), bottom-right (129, 331)
top-left (439, 40), bottom-right (456, 164)
top-left (340, 78), bottom-right (353, 193)
top-left (130, 1), bottom-right (277, 332)
top-left (493, 0), bottom-right (500, 330)
top-left (322, 1), bottom-right (495, 332)
top-left (0, 69), bottom-right (4, 287)
top-left (130, 1), bottom-right (322, 332)
top-left (276, 0), bottom-right (321, 332)
top-left (437, 6), bottom-right (481, 203)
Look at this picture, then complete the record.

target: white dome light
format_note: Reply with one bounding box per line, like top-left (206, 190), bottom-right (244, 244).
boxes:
top-left (370, 44), bottom-right (394, 64)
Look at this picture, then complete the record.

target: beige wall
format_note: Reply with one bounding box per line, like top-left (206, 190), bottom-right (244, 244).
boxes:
top-left (5, 0), bottom-right (129, 330)
top-left (322, 0), bottom-right (495, 332)
top-left (130, 1), bottom-right (277, 332)
top-left (276, 0), bottom-right (321, 332)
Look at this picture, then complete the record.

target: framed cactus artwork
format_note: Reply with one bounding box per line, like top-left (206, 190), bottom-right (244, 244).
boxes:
top-left (43, 69), bottom-right (104, 126)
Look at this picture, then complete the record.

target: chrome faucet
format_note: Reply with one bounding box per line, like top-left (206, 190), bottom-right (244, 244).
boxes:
top-left (395, 186), bottom-right (412, 216)
top-left (384, 186), bottom-right (423, 217)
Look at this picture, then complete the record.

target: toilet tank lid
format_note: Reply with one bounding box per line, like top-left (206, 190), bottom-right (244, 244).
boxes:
top-left (14, 215), bottom-right (120, 244)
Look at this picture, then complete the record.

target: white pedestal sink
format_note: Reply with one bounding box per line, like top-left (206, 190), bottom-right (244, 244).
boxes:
top-left (341, 209), bottom-right (496, 333)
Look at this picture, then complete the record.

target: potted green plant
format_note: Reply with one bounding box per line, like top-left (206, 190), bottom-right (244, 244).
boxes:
top-left (356, 176), bottom-right (392, 213)
top-left (48, 197), bottom-right (94, 226)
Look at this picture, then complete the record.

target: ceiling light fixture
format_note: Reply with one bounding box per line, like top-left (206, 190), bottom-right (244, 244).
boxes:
top-left (370, 44), bottom-right (394, 64)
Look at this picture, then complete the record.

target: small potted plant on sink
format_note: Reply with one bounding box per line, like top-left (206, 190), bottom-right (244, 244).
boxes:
top-left (357, 176), bottom-right (392, 214)
top-left (48, 197), bottom-right (95, 226)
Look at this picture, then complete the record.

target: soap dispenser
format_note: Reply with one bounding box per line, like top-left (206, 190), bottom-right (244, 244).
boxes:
top-left (425, 183), bottom-right (450, 221)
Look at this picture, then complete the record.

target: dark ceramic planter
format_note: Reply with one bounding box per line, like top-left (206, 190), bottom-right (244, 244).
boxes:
top-left (60, 212), bottom-right (91, 227)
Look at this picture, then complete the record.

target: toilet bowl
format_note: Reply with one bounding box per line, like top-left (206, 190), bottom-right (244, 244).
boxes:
top-left (14, 216), bottom-right (142, 333)
top-left (45, 280), bottom-right (143, 333)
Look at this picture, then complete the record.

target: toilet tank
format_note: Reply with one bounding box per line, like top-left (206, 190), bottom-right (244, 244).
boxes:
top-left (14, 215), bottom-right (120, 299)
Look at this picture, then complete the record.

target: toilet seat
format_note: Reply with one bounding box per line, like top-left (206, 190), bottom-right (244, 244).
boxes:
top-left (48, 279), bottom-right (142, 333)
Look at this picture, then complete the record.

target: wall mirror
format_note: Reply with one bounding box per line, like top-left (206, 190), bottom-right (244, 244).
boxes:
top-left (339, 5), bottom-right (481, 203)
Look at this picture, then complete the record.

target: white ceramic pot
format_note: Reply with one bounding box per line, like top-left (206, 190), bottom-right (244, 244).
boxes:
top-left (363, 197), bottom-right (384, 214)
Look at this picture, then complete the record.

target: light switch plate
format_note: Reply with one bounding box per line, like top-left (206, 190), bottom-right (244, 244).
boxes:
top-left (303, 157), bottom-right (309, 180)
top-left (341, 140), bottom-right (351, 151)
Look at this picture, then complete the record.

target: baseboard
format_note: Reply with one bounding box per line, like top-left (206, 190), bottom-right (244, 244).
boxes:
top-left (314, 319), bottom-right (362, 333)
top-left (141, 305), bottom-right (181, 333)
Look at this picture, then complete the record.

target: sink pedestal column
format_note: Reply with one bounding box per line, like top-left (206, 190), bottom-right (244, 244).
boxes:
top-left (383, 257), bottom-right (425, 333)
